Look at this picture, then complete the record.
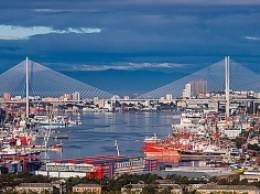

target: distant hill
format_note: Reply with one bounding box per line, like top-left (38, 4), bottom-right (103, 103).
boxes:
top-left (62, 69), bottom-right (189, 97)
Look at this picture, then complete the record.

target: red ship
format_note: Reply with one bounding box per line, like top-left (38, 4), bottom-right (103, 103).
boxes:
top-left (142, 126), bottom-right (227, 162)
top-left (142, 136), bottom-right (181, 163)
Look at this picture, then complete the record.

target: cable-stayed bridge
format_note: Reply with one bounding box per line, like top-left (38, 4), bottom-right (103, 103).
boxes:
top-left (0, 59), bottom-right (113, 99)
top-left (0, 58), bottom-right (259, 100)
top-left (138, 58), bottom-right (260, 99)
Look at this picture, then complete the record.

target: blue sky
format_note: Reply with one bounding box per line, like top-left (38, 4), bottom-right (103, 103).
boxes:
top-left (0, 0), bottom-right (259, 96)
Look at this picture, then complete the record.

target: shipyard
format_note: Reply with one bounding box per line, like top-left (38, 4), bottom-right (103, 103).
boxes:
top-left (1, 1), bottom-right (260, 193)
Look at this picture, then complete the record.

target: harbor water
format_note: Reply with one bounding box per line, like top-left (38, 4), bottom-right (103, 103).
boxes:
top-left (42, 111), bottom-right (176, 161)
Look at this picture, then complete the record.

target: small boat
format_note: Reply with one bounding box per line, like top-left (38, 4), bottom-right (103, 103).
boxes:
top-left (143, 134), bottom-right (162, 144)
top-left (32, 115), bottom-right (81, 128)
top-left (0, 148), bottom-right (21, 157)
top-left (32, 143), bottom-right (63, 152)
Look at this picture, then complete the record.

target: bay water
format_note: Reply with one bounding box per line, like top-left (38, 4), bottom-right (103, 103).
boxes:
top-left (42, 111), bottom-right (175, 161)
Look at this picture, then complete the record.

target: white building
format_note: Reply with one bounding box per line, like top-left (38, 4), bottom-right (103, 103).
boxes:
top-left (183, 83), bottom-right (192, 98)
top-left (166, 94), bottom-right (173, 100)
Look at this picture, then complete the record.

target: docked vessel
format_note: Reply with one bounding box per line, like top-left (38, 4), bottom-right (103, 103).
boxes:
top-left (32, 115), bottom-right (81, 128)
top-left (172, 108), bottom-right (205, 131)
top-left (143, 134), bottom-right (162, 144)
top-left (31, 143), bottom-right (63, 152)
top-left (141, 129), bottom-right (230, 162)
top-left (142, 135), bottom-right (182, 163)
top-left (142, 145), bottom-right (181, 163)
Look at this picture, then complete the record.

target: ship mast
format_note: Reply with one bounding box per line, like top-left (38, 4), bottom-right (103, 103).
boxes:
top-left (114, 140), bottom-right (120, 156)
top-left (25, 57), bottom-right (29, 119)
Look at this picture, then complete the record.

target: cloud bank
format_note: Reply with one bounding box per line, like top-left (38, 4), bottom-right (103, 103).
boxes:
top-left (244, 36), bottom-right (260, 41)
top-left (0, 1), bottom-right (259, 70)
top-left (70, 62), bottom-right (190, 71)
top-left (0, 25), bottom-right (101, 40)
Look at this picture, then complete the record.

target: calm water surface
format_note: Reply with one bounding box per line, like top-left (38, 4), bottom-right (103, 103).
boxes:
top-left (42, 111), bottom-right (175, 161)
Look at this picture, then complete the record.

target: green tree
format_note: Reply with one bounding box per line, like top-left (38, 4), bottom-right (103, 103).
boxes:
top-left (123, 184), bottom-right (133, 194)
top-left (141, 184), bottom-right (157, 194)
top-left (218, 179), bottom-right (228, 185)
top-left (230, 178), bottom-right (240, 185)
top-left (239, 179), bottom-right (248, 185)
top-left (3, 189), bottom-right (18, 194)
top-left (158, 186), bottom-right (173, 194)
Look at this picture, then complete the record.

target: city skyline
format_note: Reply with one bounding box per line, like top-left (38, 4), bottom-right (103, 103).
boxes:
top-left (0, 1), bottom-right (259, 95)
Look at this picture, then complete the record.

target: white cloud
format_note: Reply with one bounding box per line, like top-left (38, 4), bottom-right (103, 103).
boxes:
top-left (0, 25), bottom-right (101, 40)
top-left (58, 27), bottom-right (101, 33)
top-left (34, 9), bottom-right (61, 13)
top-left (0, 36), bottom-right (27, 40)
top-left (73, 62), bottom-right (189, 71)
top-left (244, 36), bottom-right (260, 41)
top-left (34, 8), bottom-right (101, 13)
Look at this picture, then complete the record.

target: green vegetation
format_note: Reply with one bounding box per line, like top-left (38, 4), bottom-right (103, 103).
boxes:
top-left (0, 172), bottom-right (260, 193)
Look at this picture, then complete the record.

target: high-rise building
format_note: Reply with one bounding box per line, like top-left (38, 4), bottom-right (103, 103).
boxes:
top-left (183, 83), bottom-right (192, 98)
top-left (183, 80), bottom-right (207, 98)
top-left (191, 80), bottom-right (207, 97)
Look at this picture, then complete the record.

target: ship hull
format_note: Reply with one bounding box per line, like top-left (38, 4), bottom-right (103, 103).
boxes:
top-left (142, 147), bottom-right (181, 163)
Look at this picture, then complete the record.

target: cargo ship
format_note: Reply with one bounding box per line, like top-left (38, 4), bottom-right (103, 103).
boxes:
top-left (142, 145), bottom-right (181, 163)
top-left (142, 135), bottom-right (181, 163)
top-left (141, 131), bottom-right (228, 162)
